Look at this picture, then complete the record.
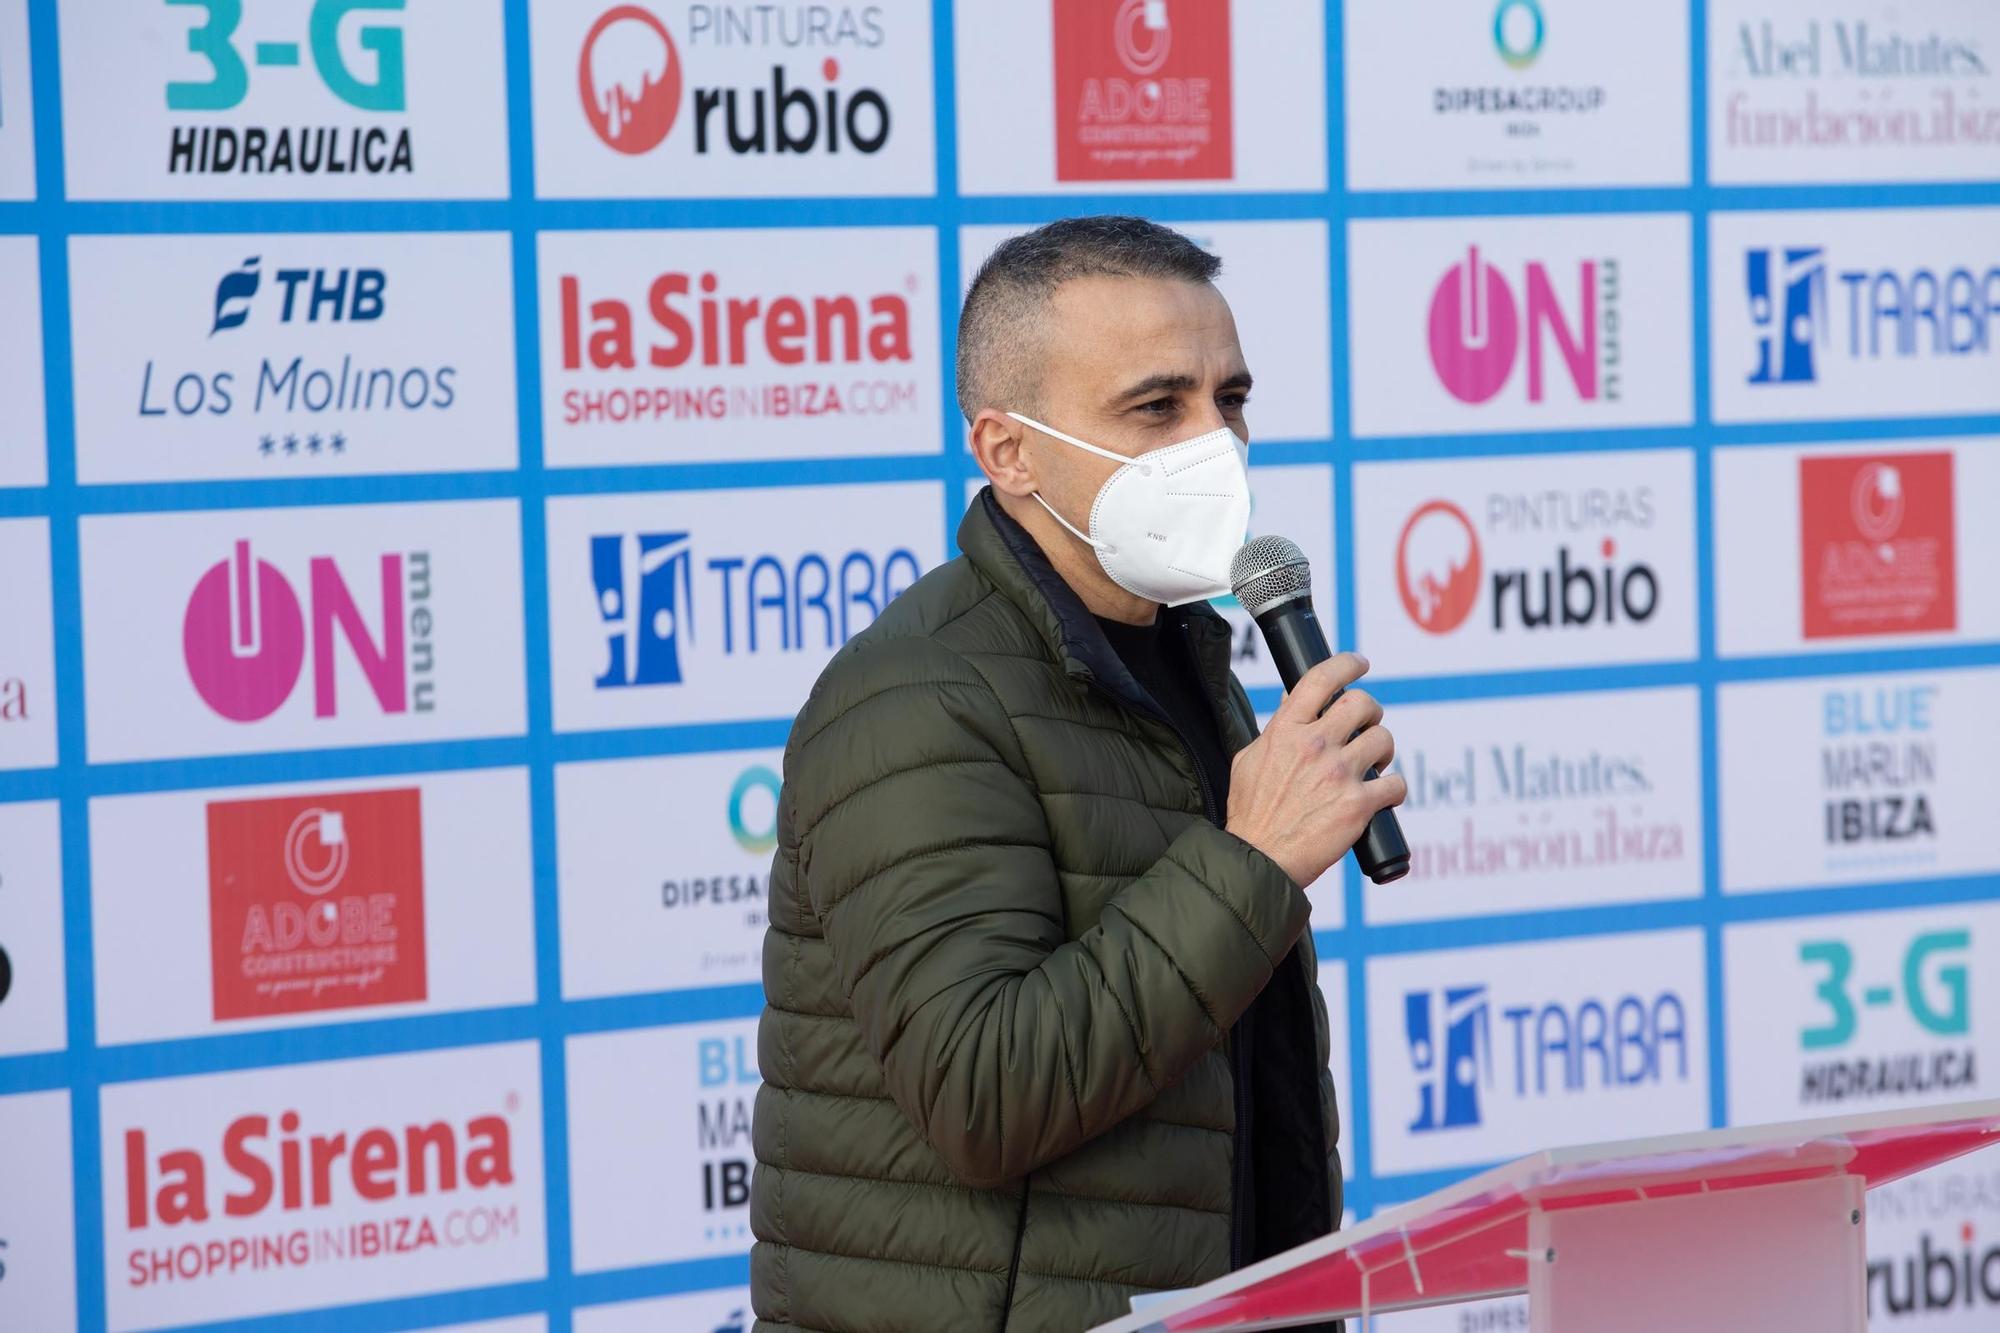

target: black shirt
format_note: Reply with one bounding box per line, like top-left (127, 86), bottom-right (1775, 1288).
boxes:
top-left (1093, 610), bottom-right (1338, 1306)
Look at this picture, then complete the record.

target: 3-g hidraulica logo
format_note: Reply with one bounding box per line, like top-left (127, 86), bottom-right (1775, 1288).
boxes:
top-left (163, 0), bottom-right (415, 178)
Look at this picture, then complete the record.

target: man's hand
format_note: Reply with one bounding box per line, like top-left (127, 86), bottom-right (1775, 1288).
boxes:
top-left (1224, 653), bottom-right (1408, 888)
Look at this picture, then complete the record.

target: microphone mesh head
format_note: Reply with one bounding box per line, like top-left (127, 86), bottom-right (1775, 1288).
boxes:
top-left (1231, 535), bottom-right (1312, 616)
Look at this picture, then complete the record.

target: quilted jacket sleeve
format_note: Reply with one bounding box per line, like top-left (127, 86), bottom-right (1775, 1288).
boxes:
top-left (785, 632), bottom-right (1311, 1190)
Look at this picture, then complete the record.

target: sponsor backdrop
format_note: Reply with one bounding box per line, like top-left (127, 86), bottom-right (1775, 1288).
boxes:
top-left (0, 1), bottom-right (1996, 1330)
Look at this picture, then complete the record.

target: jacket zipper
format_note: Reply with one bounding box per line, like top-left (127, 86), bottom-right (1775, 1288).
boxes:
top-left (998, 1178), bottom-right (1031, 1331)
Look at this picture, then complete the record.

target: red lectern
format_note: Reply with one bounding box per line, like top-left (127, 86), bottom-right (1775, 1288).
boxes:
top-left (1088, 1099), bottom-right (2000, 1332)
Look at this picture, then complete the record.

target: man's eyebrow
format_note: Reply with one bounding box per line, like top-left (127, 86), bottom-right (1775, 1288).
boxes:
top-left (1110, 372), bottom-right (1198, 405)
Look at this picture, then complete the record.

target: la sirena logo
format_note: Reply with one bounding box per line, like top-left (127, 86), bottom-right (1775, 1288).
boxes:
top-left (558, 269), bottom-right (915, 371)
top-left (577, 3), bottom-right (889, 157)
top-left (1427, 245), bottom-right (1611, 406)
top-left (183, 540), bottom-right (434, 723)
top-left (123, 1105), bottom-right (515, 1228)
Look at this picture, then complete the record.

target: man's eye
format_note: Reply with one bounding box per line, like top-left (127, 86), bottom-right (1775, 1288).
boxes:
top-left (1138, 397), bottom-right (1176, 415)
top-left (1220, 393), bottom-right (1251, 410)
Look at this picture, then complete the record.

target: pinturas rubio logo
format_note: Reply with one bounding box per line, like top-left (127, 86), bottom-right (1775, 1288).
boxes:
top-left (1395, 489), bottom-right (1658, 637)
top-left (1800, 452), bottom-right (1956, 640)
top-left (1428, 245), bottom-right (1624, 407)
top-left (162, 0), bottom-right (414, 178)
top-left (1053, 0), bottom-right (1233, 181)
top-left (205, 787), bottom-right (428, 1021)
top-left (580, 6), bottom-right (682, 154)
top-left (576, 3), bottom-right (890, 159)
top-left (182, 539), bottom-right (436, 723)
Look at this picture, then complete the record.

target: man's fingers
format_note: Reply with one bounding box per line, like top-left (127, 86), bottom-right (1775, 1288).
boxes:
top-left (1318, 688), bottom-right (1383, 740)
top-left (1276, 653), bottom-right (1368, 723)
top-left (1370, 772), bottom-right (1410, 811)
top-left (1343, 723), bottom-right (1395, 775)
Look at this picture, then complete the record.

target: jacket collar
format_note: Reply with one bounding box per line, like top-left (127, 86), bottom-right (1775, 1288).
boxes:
top-left (960, 486), bottom-right (1244, 741)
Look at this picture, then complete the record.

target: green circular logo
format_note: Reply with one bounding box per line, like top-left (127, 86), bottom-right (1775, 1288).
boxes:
top-left (729, 765), bottom-right (783, 855)
top-left (1494, 0), bottom-right (1545, 69)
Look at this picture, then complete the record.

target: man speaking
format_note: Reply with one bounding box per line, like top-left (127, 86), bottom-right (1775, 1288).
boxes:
top-left (751, 216), bottom-right (1406, 1331)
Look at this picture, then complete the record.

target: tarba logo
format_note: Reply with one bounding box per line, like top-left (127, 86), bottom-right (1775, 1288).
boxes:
top-left (1406, 985), bottom-right (1491, 1131)
top-left (593, 532), bottom-right (694, 689)
top-left (182, 539), bottom-right (436, 723)
top-left (580, 6), bottom-right (682, 155)
top-left (1053, 0), bottom-right (1233, 182)
top-left (1799, 452), bottom-right (1956, 640)
top-left (587, 529), bottom-right (921, 690)
top-left (206, 788), bottom-right (427, 1021)
top-left (1397, 500), bottom-right (1482, 634)
top-left (1747, 246), bottom-right (1826, 384)
top-left (1405, 979), bottom-right (1690, 1133)
top-left (728, 765), bottom-right (782, 855)
top-left (163, 0), bottom-right (416, 178)
top-left (1493, 0), bottom-right (1544, 69)
top-left (1428, 245), bottom-right (1622, 406)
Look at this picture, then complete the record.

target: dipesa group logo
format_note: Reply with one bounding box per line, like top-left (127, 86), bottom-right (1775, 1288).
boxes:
top-left (101, 1044), bottom-right (546, 1328)
top-left (1052, 0), bottom-right (1233, 181)
top-left (539, 227), bottom-right (938, 465)
top-left (206, 788), bottom-right (427, 1021)
top-left (1800, 451), bottom-right (1956, 641)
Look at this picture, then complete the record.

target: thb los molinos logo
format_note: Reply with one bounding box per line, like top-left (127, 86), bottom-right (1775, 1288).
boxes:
top-left (1799, 452), bottom-right (1956, 641)
top-left (1053, 0), bottom-right (1233, 181)
top-left (183, 539), bottom-right (436, 725)
top-left (1427, 244), bottom-right (1625, 408)
top-left (162, 0), bottom-right (414, 178)
top-left (205, 788), bottom-right (427, 1021)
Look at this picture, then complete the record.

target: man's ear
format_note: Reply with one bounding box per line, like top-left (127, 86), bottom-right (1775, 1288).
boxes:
top-left (969, 409), bottom-right (1038, 499)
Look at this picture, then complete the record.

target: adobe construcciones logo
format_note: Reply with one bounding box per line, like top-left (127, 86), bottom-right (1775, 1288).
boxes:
top-left (1053, 0), bottom-right (1233, 181)
top-left (1799, 451), bottom-right (1956, 641)
top-left (206, 788), bottom-right (427, 1021)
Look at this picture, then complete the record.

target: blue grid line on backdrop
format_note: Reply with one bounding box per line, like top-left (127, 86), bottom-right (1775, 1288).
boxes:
top-left (1, 0), bottom-right (1997, 1329)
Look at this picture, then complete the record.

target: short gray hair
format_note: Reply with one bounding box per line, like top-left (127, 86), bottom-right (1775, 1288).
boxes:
top-left (955, 215), bottom-right (1222, 424)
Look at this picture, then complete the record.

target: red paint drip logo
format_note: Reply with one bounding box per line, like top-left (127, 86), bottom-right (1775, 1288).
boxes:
top-left (580, 5), bottom-right (682, 155)
top-left (207, 788), bottom-right (428, 1020)
top-left (1397, 500), bottom-right (1483, 634)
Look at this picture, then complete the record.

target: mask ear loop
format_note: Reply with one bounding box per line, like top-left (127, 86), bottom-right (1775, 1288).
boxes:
top-left (1005, 411), bottom-right (1156, 556)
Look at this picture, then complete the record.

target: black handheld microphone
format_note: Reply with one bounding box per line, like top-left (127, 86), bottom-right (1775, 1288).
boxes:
top-left (1231, 536), bottom-right (1411, 885)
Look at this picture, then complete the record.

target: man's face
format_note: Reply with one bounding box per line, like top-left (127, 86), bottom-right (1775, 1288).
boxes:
top-left (1025, 273), bottom-right (1253, 532)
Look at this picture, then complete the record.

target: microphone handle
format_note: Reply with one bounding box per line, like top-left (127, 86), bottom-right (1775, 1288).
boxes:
top-left (1253, 601), bottom-right (1412, 885)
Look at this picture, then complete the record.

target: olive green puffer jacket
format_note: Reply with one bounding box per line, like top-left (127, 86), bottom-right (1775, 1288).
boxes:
top-left (752, 489), bottom-right (1343, 1331)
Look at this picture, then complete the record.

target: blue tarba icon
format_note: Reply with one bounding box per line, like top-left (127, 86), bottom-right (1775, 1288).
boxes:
top-left (1746, 246), bottom-right (1825, 385)
top-left (1406, 984), bottom-right (1492, 1132)
top-left (592, 532), bottom-right (694, 688)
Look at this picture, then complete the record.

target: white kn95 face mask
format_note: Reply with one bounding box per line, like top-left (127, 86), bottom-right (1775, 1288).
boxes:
top-left (1007, 411), bottom-right (1252, 607)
